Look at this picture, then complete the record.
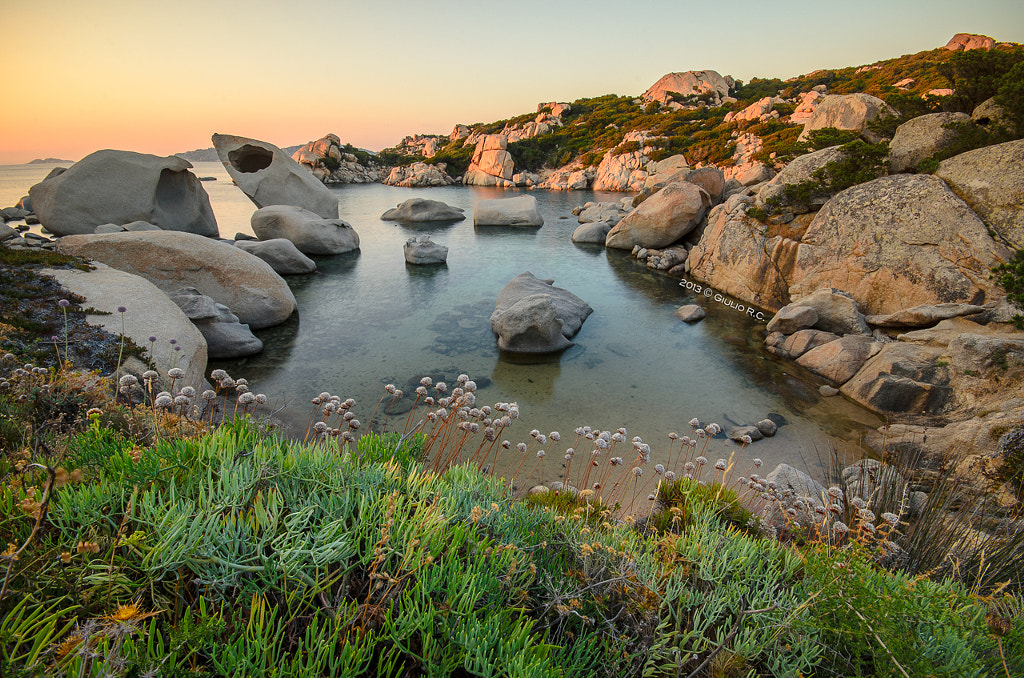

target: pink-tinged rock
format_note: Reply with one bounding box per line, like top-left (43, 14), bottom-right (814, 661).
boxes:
top-left (605, 181), bottom-right (709, 249)
top-left (796, 335), bottom-right (878, 384)
top-left (789, 175), bottom-right (1011, 315)
top-left (797, 94), bottom-right (898, 144)
top-left (642, 70), bottom-right (732, 105)
top-left (944, 33), bottom-right (995, 51)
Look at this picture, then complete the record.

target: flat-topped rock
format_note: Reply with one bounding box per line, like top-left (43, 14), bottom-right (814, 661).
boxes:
top-left (474, 195), bottom-right (543, 227)
top-left (381, 198), bottom-right (465, 223)
top-left (866, 303), bottom-right (986, 328)
top-left (41, 262), bottom-right (207, 391)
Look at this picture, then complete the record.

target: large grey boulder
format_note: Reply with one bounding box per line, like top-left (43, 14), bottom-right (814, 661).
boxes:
top-left (381, 198), bottom-right (465, 223)
top-left (404, 236), bottom-right (448, 265)
top-left (797, 93), bottom-right (898, 144)
top-left (40, 262), bottom-right (207, 391)
top-left (233, 238), bottom-right (316, 275)
top-left (934, 138), bottom-right (1024, 249)
top-left (250, 205), bottom-right (359, 255)
top-left (212, 133), bottom-right (339, 219)
top-left (575, 200), bottom-right (631, 226)
top-left (55, 231), bottom-right (297, 329)
top-left (474, 195), bottom-right (543, 227)
top-left (28, 150), bottom-right (218, 237)
top-left (789, 174), bottom-right (1011, 316)
top-left (169, 287), bottom-right (264, 360)
top-left (766, 305), bottom-right (818, 335)
top-left (571, 221), bottom-right (613, 244)
top-left (606, 181), bottom-right (709, 249)
top-left (888, 112), bottom-right (973, 173)
top-left (490, 272), bottom-right (593, 353)
top-left (764, 463), bottom-right (826, 507)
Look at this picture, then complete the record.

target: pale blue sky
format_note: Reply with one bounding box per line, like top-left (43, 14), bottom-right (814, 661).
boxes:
top-left (1, 0), bottom-right (1021, 163)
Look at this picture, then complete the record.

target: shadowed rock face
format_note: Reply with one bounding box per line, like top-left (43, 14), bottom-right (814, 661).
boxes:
top-left (212, 133), bottom-right (339, 219)
top-left (28, 150), bottom-right (218, 237)
top-left (228, 145), bottom-right (274, 173)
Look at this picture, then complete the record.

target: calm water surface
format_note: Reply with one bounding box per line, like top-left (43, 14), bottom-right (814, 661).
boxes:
top-left (2, 161), bottom-right (881, 486)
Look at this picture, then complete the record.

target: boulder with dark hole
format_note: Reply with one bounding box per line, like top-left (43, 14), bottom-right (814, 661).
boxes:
top-left (212, 133), bottom-right (339, 219)
top-left (27, 150), bottom-right (218, 237)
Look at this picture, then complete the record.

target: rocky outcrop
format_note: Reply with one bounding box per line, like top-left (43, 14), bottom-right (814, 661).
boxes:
top-left (789, 90), bottom-right (825, 125)
top-left (687, 204), bottom-right (798, 312)
top-left (233, 238), bottom-right (316, 275)
top-left (291, 134), bottom-right (380, 184)
top-left (380, 198), bottom-right (465, 223)
top-left (212, 133), bottom-right (339, 219)
top-left (490, 272), bottom-right (593, 354)
top-left (641, 70), bottom-right (734, 106)
top-left (865, 303), bottom-right (985, 328)
top-left (403, 236), bottom-right (448, 265)
top-left (591, 148), bottom-right (649, 192)
top-left (383, 162), bottom-right (457, 187)
top-left (934, 139), bottom-right (1024, 249)
top-left (944, 33), bottom-right (995, 51)
top-left (169, 287), bottom-right (263, 360)
top-left (574, 200), bottom-right (632, 226)
top-left (41, 262), bottom-right (207, 390)
top-left (537, 167), bottom-right (594, 190)
top-left (605, 181), bottom-right (709, 249)
top-left (250, 205), bottom-right (359, 255)
top-left (797, 94), bottom-right (898, 144)
top-left (55, 231), bottom-right (297, 329)
top-left (28, 150), bottom-right (218, 237)
top-left (464, 135), bottom-right (515, 187)
top-left (783, 288), bottom-right (871, 336)
top-left (474, 195), bottom-right (543, 227)
top-left (757, 145), bottom-right (856, 214)
top-left (840, 343), bottom-right (952, 415)
top-left (789, 174), bottom-right (1010, 315)
top-left (888, 112), bottom-right (974, 173)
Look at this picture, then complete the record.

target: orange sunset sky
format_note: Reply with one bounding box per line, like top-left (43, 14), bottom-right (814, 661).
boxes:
top-left (1, 0), bottom-right (1022, 165)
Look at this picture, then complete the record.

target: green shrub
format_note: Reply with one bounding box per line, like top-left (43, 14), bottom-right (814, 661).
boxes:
top-left (994, 248), bottom-right (1024, 329)
top-left (317, 155), bottom-right (340, 172)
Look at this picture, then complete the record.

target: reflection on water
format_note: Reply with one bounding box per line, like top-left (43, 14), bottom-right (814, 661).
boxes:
top-left (0, 161), bottom-right (882, 486)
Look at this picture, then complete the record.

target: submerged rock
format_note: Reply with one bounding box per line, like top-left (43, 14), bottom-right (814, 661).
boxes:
top-left (490, 272), bottom-right (593, 353)
top-left (404, 236), bottom-right (448, 265)
top-left (381, 198), bottom-right (465, 223)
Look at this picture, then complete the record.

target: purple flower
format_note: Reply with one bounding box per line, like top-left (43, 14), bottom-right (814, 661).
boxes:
top-left (169, 339), bottom-right (177, 345)
top-left (148, 336), bottom-right (157, 343)
top-left (58, 299), bottom-right (70, 308)
top-left (117, 306), bottom-right (127, 313)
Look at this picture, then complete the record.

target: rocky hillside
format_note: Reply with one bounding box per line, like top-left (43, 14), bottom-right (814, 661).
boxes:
top-left (368, 34), bottom-right (1021, 191)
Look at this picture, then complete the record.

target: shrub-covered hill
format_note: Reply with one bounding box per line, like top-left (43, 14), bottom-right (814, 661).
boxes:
top-left (377, 38), bottom-right (1023, 180)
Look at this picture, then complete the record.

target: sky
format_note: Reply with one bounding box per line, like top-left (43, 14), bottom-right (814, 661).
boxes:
top-left (1, 0), bottom-right (1022, 164)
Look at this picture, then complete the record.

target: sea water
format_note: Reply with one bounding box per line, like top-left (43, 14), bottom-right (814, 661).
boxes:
top-left (1, 161), bottom-right (881, 486)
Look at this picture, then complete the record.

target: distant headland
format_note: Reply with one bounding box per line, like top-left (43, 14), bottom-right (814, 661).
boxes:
top-left (26, 157), bottom-right (73, 164)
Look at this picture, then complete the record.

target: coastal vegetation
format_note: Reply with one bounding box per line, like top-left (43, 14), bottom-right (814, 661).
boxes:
top-left (1, 282), bottom-right (1023, 675)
